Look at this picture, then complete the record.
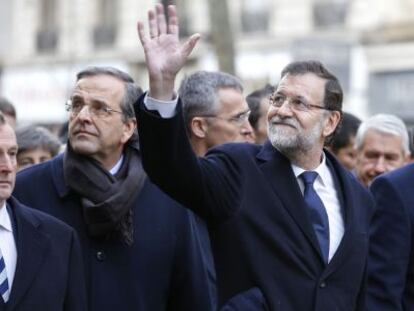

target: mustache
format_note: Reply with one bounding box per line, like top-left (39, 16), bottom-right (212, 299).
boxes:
top-left (269, 117), bottom-right (299, 129)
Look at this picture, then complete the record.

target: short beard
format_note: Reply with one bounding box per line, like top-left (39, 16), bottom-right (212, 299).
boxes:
top-left (267, 117), bottom-right (322, 159)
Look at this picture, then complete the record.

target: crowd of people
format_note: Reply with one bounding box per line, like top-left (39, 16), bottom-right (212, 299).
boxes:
top-left (0, 3), bottom-right (413, 311)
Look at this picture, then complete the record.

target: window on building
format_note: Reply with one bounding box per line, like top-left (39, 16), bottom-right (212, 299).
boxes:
top-left (313, 0), bottom-right (348, 28)
top-left (93, 0), bottom-right (118, 48)
top-left (36, 0), bottom-right (58, 53)
top-left (241, 0), bottom-right (271, 33)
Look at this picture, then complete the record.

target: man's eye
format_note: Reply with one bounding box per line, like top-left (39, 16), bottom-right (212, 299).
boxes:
top-left (292, 99), bottom-right (305, 107)
top-left (274, 95), bottom-right (284, 103)
top-left (72, 101), bottom-right (84, 109)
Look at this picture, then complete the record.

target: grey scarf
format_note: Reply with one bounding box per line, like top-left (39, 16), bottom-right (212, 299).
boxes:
top-left (63, 142), bottom-right (146, 245)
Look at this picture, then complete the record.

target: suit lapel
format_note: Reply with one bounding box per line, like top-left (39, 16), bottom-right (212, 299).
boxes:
top-left (6, 198), bottom-right (49, 310)
top-left (256, 142), bottom-right (324, 262)
top-left (322, 152), bottom-right (357, 276)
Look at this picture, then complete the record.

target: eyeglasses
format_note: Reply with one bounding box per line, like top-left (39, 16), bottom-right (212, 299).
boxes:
top-left (65, 99), bottom-right (122, 118)
top-left (269, 93), bottom-right (334, 112)
top-left (202, 110), bottom-right (251, 126)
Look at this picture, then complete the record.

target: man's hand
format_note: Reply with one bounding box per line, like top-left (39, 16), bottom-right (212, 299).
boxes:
top-left (137, 4), bottom-right (200, 100)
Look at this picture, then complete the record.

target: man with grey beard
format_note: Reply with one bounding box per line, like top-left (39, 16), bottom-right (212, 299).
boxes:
top-left (136, 4), bottom-right (373, 310)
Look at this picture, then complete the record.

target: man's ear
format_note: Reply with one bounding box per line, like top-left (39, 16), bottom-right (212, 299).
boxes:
top-left (121, 118), bottom-right (137, 144)
top-left (191, 117), bottom-right (209, 138)
top-left (323, 111), bottom-right (341, 138)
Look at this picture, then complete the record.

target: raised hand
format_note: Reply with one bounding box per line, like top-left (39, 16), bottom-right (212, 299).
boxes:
top-left (137, 4), bottom-right (200, 100)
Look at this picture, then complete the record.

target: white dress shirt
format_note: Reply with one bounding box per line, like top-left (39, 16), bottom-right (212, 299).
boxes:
top-left (110, 155), bottom-right (124, 175)
top-left (292, 155), bottom-right (345, 262)
top-left (0, 202), bottom-right (17, 290)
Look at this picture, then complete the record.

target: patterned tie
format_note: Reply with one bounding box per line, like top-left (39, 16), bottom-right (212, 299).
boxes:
top-left (301, 171), bottom-right (330, 263)
top-left (0, 247), bottom-right (9, 303)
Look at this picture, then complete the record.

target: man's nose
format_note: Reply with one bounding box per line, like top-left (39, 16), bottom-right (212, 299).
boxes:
top-left (275, 99), bottom-right (294, 117)
top-left (76, 105), bottom-right (93, 121)
top-left (240, 119), bottom-right (255, 143)
top-left (373, 157), bottom-right (387, 174)
top-left (0, 155), bottom-right (13, 172)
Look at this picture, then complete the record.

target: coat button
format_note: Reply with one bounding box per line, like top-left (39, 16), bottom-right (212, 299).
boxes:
top-left (96, 251), bottom-right (106, 261)
top-left (320, 281), bottom-right (326, 288)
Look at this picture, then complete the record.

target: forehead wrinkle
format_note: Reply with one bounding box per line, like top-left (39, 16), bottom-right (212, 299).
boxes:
top-left (277, 74), bottom-right (325, 104)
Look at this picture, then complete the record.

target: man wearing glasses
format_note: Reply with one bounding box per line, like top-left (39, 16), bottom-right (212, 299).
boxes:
top-left (13, 67), bottom-right (215, 310)
top-left (136, 4), bottom-right (373, 310)
top-left (176, 70), bottom-right (254, 156)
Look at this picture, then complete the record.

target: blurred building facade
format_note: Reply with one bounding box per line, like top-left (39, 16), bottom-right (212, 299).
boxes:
top-left (1, 0), bottom-right (414, 124)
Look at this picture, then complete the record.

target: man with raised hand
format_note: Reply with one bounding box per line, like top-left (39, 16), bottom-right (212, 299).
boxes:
top-left (136, 4), bottom-right (373, 310)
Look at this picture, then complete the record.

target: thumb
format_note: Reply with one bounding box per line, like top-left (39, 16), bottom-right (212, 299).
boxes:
top-left (181, 33), bottom-right (201, 58)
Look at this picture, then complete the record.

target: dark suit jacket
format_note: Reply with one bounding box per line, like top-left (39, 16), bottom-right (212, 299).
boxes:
top-left (4, 196), bottom-right (86, 311)
top-left (367, 163), bottom-right (414, 310)
top-left (137, 98), bottom-right (374, 311)
top-left (13, 154), bottom-right (215, 311)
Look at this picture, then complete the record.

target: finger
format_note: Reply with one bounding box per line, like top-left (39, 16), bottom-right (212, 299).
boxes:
top-left (156, 3), bottom-right (167, 35)
top-left (137, 21), bottom-right (148, 47)
top-left (181, 33), bottom-right (201, 58)
top-left (168, 5), bottom-right (179, 37)
top-left (148, 9), bottom-right (158, 38)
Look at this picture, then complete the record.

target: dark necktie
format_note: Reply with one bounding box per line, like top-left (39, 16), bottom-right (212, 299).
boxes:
top-left (301, 171), bottom-right (330, 263)
top-left (0, 247), bottom-right (9, 303)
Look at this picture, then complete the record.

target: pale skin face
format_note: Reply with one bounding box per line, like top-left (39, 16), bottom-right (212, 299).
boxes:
top-left (267, 73), bottom-right (341, 169)
top-left (0, 124), bottom-right (18, 208)
top-left (192, 88), bottom-right (254, 153)
top-left (356, 129), bottom-right (408, 186)
top-left (17, 147), bottom-right (53, 171)
top-left (68, 74), bottom-right (136, 170)
top-left (254, 97), bottom-right (271, 144)
top-left (333, 136), bottom-right (358, 171)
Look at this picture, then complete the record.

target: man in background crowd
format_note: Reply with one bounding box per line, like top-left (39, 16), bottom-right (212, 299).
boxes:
top-left (354, 113), bottom-right (409, 186)
top-left (16, 125), bottom-right (61, 171)
top-left (179, 70), bottom-right (254, 156)
top-left (0, 97), bottom-right (16, 128)
top-left (246, 84), bottom-right (275, 144)
top-left (327, 112), bottom-right (361, 171)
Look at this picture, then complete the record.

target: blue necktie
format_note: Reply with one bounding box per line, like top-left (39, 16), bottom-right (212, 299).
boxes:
top-left (0, 248), bottom-right (9, 303)
top-left (301, 171), bottom-right (330, 263)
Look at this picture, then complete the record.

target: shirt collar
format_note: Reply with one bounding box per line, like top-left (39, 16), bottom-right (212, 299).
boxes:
top-left (0, 202), bottom-right (12, 232)
top-left (109, 154), bottom-right (124, 175)
top-left (291, 152), bottom-right (330, 187)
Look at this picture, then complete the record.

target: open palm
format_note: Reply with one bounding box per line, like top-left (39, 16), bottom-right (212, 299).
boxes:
top-left (137, 4), bottom-right (200, 96)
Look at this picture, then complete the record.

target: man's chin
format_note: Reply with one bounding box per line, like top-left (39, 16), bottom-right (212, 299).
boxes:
top-left (70, 141), bottom-right (97, 156)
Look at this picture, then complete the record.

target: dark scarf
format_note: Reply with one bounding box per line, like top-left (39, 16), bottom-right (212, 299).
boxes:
top-left (63, 142), bottom-right (146, 245)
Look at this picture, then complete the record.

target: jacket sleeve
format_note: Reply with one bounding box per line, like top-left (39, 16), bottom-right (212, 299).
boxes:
top-left (366, 176), bottom-right (412, 311)
top-left (136, 94), bottom-right (243, 222)
top-left (64, 229), bottom-right (88, 311)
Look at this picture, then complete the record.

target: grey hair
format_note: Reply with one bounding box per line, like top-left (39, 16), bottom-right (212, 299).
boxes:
top-left (178, 70), bottom-right (244, 134)
top-left (16, 125), bottom-right (61, 157)
top-left (76, 66), bottom-right (142, 122)
top-left (355, 114), bottom-right (410, 155)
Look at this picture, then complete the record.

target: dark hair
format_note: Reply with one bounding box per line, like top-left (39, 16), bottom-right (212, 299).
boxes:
top-left (178, 70), bottom-right (243, 135)
top-left (76, 66), bottom-right (142, 123)
top-left (16, 125), bottom-right (61, 157)
top-left (330, 112), bottom-right (361, 153)
top-left (281, 60), bottom-right (343, 113)
top-left (0, 97), bottom-right (16, 118)
top-left (246, 84), bottom-right (276, 130)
